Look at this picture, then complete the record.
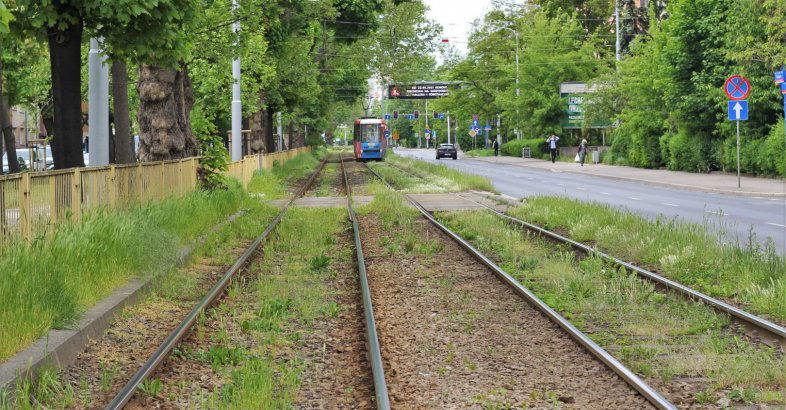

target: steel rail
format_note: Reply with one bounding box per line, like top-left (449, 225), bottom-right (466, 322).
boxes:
top-left (105, 159), bottom-right (327, 410)
top-left (364, 164), bottom-right (676, 410)
top-left (455, 192), bottom-right (786, 349)
top-left (377, 160), bottom-right (786, 348)
top-left (339, 157), bottom-right (391, 409)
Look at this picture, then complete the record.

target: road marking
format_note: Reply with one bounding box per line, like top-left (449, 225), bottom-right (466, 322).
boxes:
top-left (705, 210), bottom-right (729, 216)
top-left (766, 222), bottom-right (786, 228)
top-left (770, 198), bottom-right (782, 202)
top-left (601, 192), bottom-right (610, 196)
top-left (628, 197), bottom-right (641, 201)
top-left (576, 187), bottom-right (586, 191)
top-left (753, 197), bottom-right (765, 200)
top-left (662, 203), bottom-right (679, 207)
top-left (557, 183), bottom-right (565, 187)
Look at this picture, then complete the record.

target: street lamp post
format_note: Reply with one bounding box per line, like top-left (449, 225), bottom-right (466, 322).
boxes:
top-left (502, 27), bottom-right (521, 140)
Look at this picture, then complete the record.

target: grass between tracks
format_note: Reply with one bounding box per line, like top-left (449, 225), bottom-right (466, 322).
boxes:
top-left (438, 210), bottom-right (786, 406)
top-left (509, 197), bottom-right (786, 322)
top-left (247, 150), bottom-right (322, 200)
top-left (367, 153), bottom-right (495, 193)
top-left (5, 199), bottom-right (280, 409)
top-left (219, 207), bottom-right (351, 407)
top-left (0, 181), bottom-right (255, 362)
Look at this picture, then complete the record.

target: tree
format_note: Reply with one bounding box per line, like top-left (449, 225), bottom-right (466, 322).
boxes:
top-left (11, 0), bottom-right (194, 168)
top-left (111, 61), bottom-right (133, 163)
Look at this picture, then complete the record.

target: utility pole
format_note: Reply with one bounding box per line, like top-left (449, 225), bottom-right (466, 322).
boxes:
top-left (425, 100), bottom-right (429, 149)
top-left (496, 114), bottom-right (501, 148)
top-left (447, 112), bottom-right (451, 145)
top-left (513, 30), bottom-right (520, 140)
top-left (230, 0), bottom-right (242, 161)
top-left (615, 0), bottom-right (621, 66)
top-left (88, 38), bottom-right (109, 166)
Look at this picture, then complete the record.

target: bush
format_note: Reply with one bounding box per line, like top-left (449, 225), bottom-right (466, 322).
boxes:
top-left (722, 119), bottom-right (786, 176)
top-left (501, 138), bottom-right (547, 158)
top-left (664, 131), bottom-right (705, 172)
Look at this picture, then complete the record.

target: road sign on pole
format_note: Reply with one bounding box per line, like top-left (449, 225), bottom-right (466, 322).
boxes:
top-left (724, 75), bottom-right (751, 100)
top-left (775, 71), bottom-right (785, 84)
top-left (469, 129), bottom-right (477, 137)
top-left (728, 101), bottom-right (748, 121)
top-left (472, 119), bottom-right (479, 127)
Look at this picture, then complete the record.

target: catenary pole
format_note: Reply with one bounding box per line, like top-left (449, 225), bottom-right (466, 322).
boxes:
top-left (615, 0), bottom-right (621, 66)
top-left (447, 112), bottom-right (451, 145)
top-left (230, 0), bottom-right (242, 161)
top-left (88, 38), bottom-right (109, 166)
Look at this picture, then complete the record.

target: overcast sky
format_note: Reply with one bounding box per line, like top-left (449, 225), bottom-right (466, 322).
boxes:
top-left (423, 0), bottom-right (494, 55)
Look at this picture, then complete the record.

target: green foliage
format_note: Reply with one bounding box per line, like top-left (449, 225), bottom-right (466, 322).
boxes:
top-left (500, 138), bottom-right (547, 158)
top-left (0, 1), bottom-right (13, 33)
top-left (0, 184), bottom-right (251, 361)
top-left (720, 119), bottom-right (786, 176)
top-left (192, 106), bottom-right (230, 190)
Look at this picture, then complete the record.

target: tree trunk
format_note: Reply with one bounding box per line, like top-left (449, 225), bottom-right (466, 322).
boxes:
top-left (47, 3), bottom-right (85, 169)
top-left (0, 59), bottom-right (19, 174)
top-left (111, 60), bottom-right (134, 163)
top-left (265, 109), bottom-right (276, 152)
top-left (137, 63), bottom-right (197, 161)
top-left (248, 93), bottom-right (268, 154)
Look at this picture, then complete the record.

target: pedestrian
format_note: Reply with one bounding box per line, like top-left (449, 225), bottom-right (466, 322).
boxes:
top-left (547, 133), bottom-right (559, 163)
top-left (493, 139), bottom-right (499, 157)
top-left (578, 137), bottom-right (588, 166)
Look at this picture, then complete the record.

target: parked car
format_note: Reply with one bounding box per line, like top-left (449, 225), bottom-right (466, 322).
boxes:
top-left (436, 143), bottom-right (458, 160)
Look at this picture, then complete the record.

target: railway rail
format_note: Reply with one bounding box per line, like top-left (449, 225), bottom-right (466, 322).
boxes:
top-left (362, 163), bottom-right (676, 410)
top-left (383, 159), bottom-right (786, 350)
top-left (104, 159), bottom-right (328, 409)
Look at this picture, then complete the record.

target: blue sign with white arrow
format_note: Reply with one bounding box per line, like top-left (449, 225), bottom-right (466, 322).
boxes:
top-left (728, 100), bottom-right (748, 121)
top-left (472, 119), bottom-right (479, 127)
top-left (384, 114), bottom-right (392, 120)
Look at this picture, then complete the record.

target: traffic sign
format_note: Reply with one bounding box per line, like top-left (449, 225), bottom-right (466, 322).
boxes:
top-left (781, 83), bottom-right (786, 95)
top-left (438, 114), bottom-right (445, 120)
top-left (775, 71), bottom-right (785, 84)
top-left (393, 111), bottom-right (399, 119)
top-left (472, 114), bottom-right (479, 121)
top-left (384, 114), bottom-right (392, 120)
top-left (484, 125), bottom-right (492, 131)
top-left (407, 114), bottom-right (415, 120)
top-left (469, 129), bottom-right (477, 137)
top-left (472, 119), bottom-right (479, 127)
top-left (393, 130), bottom-right (400, 140)
top-left (728, 100), bottom-right (748, 121)
top-left (724, 75), bottom-right (751, 100)
top-left (433, 130), bottom-right (438, 138)
top-left (414, 111), bottom-right (420, 119)
top-left (424, 129), bottom-right (431, 136)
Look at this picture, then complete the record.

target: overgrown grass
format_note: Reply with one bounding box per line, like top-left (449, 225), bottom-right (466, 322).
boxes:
top-left (464, 149), bottom-right (495, 157)
top-left (384, 153), bottom-right (495, 192)
top-left (509, 197), bottom-right (786, 321)
top-left (311, 163), bottom-right (338, 197)
top-left (247, 151), bottom-right (321, 200)
top-left (438, 210), bottom-right (786, 405)
top-left (220, 207), bottom-right (349, 407)
top-left (0, 182), bottom-right (252, 361)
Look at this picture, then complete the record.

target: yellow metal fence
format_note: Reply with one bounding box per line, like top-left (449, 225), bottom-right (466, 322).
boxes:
top-left (0, 147), bottom-right (311, 243)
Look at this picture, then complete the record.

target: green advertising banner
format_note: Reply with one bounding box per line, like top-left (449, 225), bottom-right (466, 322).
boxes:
top-left (562, 94), bottom-right (585, 129)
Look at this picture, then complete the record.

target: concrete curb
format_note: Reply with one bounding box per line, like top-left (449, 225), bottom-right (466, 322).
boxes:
top-left (0, 210), bottom-right (247, 395)
top-left (470, 157), bottom-right (786, 198)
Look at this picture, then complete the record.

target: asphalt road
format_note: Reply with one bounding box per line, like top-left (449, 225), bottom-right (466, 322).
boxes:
top-left (395, 148), bottom-right (786, 254)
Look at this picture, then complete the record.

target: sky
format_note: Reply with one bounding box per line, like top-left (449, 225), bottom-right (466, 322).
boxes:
top-left (423, 0), bottom-right (495, 55)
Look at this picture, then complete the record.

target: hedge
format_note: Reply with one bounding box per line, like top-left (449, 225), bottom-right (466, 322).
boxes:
top-left (501, 138), bottom-right (547, 158)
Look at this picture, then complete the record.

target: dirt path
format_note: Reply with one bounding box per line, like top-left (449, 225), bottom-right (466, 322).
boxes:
top-left (360, 215), bottom-right (652, 409)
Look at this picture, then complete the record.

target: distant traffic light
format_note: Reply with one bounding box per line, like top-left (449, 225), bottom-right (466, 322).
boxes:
top-left (414, 111), bottom-right (420, 119)
top-left (433, 111), bottom-right (439, 119)
top-left (393, 111), bottom-right (399, 119)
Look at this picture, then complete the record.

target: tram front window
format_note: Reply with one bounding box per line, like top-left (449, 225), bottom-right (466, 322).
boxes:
top-left (360, 124), bottom-right (380, 143)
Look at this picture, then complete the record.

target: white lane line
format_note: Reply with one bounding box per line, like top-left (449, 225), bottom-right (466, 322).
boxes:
top-left (557, 183), bottom-right (565, 187)
top-left (766, 222), bottom-right (786, 228)
top-left (628, 197), bottom-right (641, 201)
top-left (705, 210), bottom-right (729, 216)
top-left (662, 203), bottom-right (679, 207)
top-left (576, 187), bottom-right (586, 191)
top-left (601, 192), bottom-right (610, 196)
top-left (770, 198), bottom-right (782, 202)
top-left (753, 197), bottom-right (765, 200)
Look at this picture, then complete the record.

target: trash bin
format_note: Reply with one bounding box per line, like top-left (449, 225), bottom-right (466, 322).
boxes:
top-left (522, 147), bottom-right (531, 158)
top-left (592, 150), bottom-right (600, 164)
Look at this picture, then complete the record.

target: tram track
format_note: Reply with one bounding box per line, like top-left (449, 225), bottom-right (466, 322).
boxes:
top-left (384, 159), bottom-right (786, 350)
top-left (359, 162), bottom-right (672, 409)
top-left (103, 159), bottom-right (328, 409)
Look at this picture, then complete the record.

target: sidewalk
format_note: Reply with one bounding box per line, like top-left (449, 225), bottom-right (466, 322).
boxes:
top-left (470, 155), bottom-right (786, 197)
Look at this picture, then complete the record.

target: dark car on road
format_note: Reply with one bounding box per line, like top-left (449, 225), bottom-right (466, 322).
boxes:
top-left (436, 143), bottom-right (457, 160)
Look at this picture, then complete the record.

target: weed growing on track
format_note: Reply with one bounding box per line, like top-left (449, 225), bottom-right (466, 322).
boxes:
top-left (220, 207), bottom-right (350, 407)
top-left (509, 197), bottom-right (786, 322)
top-left (0, 182), bottom-right (253, 361)
top-left (247, 151), bottom-right (321, 199)
top-left (439, 210), bottom-right (786, 406)
top-left (312, 163), bottom-right (338, 197)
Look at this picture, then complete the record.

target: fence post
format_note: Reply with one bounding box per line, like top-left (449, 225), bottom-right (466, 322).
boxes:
top-left (192, 158), bottom-right (198, 189)
top-left (49, 173), bottom-right (57, 225)
top-left (108, 165), bottom-right (117, 209)
top-left (20, 172), bottom-right (31, 241)
top-left (159, 161), bottom-right (165, 200)
top-left (72, 168), bottom-right (82, 221)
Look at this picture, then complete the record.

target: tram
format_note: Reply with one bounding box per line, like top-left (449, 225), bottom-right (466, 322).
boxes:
top-left (353, 117), bottom-right (387, 161)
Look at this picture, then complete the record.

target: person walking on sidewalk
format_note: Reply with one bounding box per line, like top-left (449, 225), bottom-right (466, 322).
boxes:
top-left (493, 139), bottom-right (500, 157)
top-left (578, 138), bottom-right (588, 166)
top-left (547, 134), bottom-right (559, 163)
